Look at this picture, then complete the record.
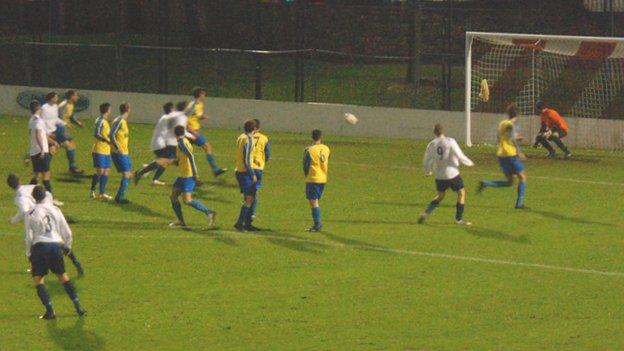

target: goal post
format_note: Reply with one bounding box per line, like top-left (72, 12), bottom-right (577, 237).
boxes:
top-left (465, 31), bottom-right (624, 149)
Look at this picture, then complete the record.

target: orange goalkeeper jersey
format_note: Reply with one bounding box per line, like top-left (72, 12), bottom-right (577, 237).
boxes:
top-left (540, 108), bottom-right (569, 133)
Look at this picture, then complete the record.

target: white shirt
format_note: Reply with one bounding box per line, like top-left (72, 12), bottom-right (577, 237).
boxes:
top-left (11, 184), bottom-right (54, 224)
top-left (423, 136), bottom-right (474, 180)
top-left (24, 203), bottom-right (72, 257)
top-left (29, 114), bottom-right (49, 156)
top-left (167, 111), bottom-right (194, 145)
top-left (150, 113), bottom-right (172, 150)
top-left (40, 102), bottom-right (61, 133)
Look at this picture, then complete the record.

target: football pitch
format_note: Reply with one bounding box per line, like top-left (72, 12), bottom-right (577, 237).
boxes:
top-left (0, 115), bottom-right (623, 350)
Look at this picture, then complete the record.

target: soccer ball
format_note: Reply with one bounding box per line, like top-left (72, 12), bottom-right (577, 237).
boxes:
top-left (344, 112), bottom-right (358, 125)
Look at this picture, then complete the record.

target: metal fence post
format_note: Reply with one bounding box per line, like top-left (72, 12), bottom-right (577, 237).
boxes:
top-left (406, 0), bottom-right (421, 92)
top-left (255, 54), bottom-right (263, 100)
top-left (115, 45), bottom-right (123, 91)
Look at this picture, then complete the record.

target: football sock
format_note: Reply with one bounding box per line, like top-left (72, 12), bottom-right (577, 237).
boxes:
top-left (206, 154), bottom-right (220, 173)
top-left (152, 166), bottom-right (166, 181)
top-left (481, 180), bottom-right (510, 188)
top-left (116, 177), bottom-right (129, 201)
top-left (250, 197), bottom-right (258, 216)
top-left (36, 284), bottom-right (53, 311)
top-left (455, 203), bottom-right (465, 221)
top-left (188, 199), bottom-right (210, 214)
top-left (66, 149), bottom-right (77, 170)
top-left (63, 281), bottom-right (79, 302)
top-left (425, 200), bottom-right (440, 214)
top-left (42, 180), bottom-right (52, 194)
top-left (516, 181), bottom-right (526, 208)
top-left (171, 200), bottom-right (184, 223)
top-left (99, 175), bottom-right (108, 194)
top-left (30, 177), bottom-right (38, 185)
top-left (311, 207), bottom-right (321, 228)
top-left (137, 161), bottom-right (158, 178)
top-left (237, 205), bottom-right (251, 227)
top-left (90, 174), bottom-right (100, 191)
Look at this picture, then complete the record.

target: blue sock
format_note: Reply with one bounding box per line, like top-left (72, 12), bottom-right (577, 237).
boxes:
top-left (66, 149), bottom-right (77, 170)
top-left (455, 203), bottom-right (465, 221)
top-left (425, 200), bottom-right (439, 214)
top-left (311, 207), bottom-right (321, 228)
top-left (237, 205), bottom-right (251, 227)
top-left (90, 174), bottom-right (100, 191)
top-left (36, 284), bottom-right (53, 311)
top-left (188, 199), bottom-right (210, 214)
top-left (481, 180), bottom-right (510, 188)
top-left (152, 166), bottom-right (166, 181)
top-left (250, 197), bottom-right (258, 216)
top-left (206, 154), bottom-right (220, 173)
top-left (116, 177), bottom-right (129, 201)
top-left (171, 200), bottom-right (184, 223)
top-left (99, 175), bottom-right (108, 194)
top-left (516, 182), bottom-right (526, 208)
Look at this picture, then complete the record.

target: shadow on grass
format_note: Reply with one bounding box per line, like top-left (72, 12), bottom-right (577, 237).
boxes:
top-left (261, 230), bottom-right (328, 254)
top-left (528, 209), bottom-right (615, 227)
top-left (328, 218), bottom-right (417, 225)
top-left (47, 318), bottom-right (105, 351)
top-left (55, 176), bottom-right (83, 184)
top-left (182, 227), bottom-right (239, 247)
top-left (464, 226), bottom-right (531, 244)
top-left (368, 201), bottom-right (425, 208)
top-left (104, 200), bottom-right (169, 219)
top-left (197, 178), bottom-right (239, 190)
top-left (75, 218), bottom-right (169, 231)
top-left (321, 231), bottom-right (393, 254)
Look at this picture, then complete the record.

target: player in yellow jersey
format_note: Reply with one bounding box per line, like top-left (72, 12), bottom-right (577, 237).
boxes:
top-left (169, 126), bottom-right (216, 228)
top-left (186, 87), bottom-right (227, 177)
top-left (234, 120), bottom-right (259, 232)
top-left (90, 103), bottom-right (113, 200)
top-left (478, 104), bottom-right (527, 209)
top-left (56, 90), bottom-right (84, 174)
top-left (110, 102), bottom-right (133, 204)
top-left (303, 129), bottom-right (330, 232)
top-left (250, 119), bottom-right (271, 220)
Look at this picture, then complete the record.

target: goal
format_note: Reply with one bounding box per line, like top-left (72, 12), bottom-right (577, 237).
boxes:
top-left (465, 31), bottom-right (624, 149)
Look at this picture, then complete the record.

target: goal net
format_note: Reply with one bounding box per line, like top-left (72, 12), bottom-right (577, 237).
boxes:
top-left (465, 32), bottom-right (624, 149)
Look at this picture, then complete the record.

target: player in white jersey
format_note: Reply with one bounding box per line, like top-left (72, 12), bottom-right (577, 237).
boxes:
top-left (134, 102), bottom-right (177, 185)
top-left (419, 124), bottom-right (474, 225)
top-left (7, 174), bottom-right (83, 275)
top-left (24, 186), bottom-right (86, 319)
top-left (28, 100), bottom-right (59, 198)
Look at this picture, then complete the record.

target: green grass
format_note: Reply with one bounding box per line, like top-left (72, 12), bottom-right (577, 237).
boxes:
top-left (1, 115), bottom-right (623, 350)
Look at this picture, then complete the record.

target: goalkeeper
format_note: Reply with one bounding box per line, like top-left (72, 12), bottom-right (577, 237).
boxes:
top-left (533, 101), bottom-right (571, 159)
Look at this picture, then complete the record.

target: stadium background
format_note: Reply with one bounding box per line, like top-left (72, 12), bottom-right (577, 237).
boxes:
top-left (0, 0), bottom-right (622, 116)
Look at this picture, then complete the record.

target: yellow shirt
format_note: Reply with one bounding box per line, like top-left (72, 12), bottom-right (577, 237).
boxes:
top-left (235, 133), bottom-right (254, 174)
top-left (62, 101), bottom-right (75, 126)
top-left (111, 116), bottom-right (129, 155)
top-left (176, 137), bottom-right (197, 178)
top-left (187, 100), bottom-right (203, 131)
top-left (496, 119), bottom-right (518, 157)
top-left (304, 144), bottom-right (330, 183)
top-left (252, 132), bottom-right (270, 170)
top-left (92, 116), bottom-right (111, 155)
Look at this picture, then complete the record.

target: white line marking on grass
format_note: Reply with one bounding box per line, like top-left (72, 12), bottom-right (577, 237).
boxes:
top-left (2, 230), bottom-right (623, 278)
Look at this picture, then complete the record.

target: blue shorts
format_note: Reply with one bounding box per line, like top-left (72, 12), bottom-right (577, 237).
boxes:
top-left (306, 183), bottom-right (325, 200)
top-left (31, 153), bottom-right (51, 173)
top-left (112, 153), bottom-right (133, 173)
top-left (154, 146), bottom-right (177, 159)
top-left (436, 175), bottom-right (465, 192)
top-left (92, 153), bottom-right (112, 169)
top-left (29, 242), bottom-right (65, 277)
top-left (54, 125), bottom-right (72, 143)
top-left (191, 132), bottom-right (207, 147)
top-left (236, 171), bottom-right (257, 197)
top-left (174, 177), bottom-right (196, 193)
top-left (498, 156), bottom-right (525, 177)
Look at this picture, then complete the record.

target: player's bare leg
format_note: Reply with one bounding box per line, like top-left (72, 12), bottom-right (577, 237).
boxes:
top-left (419, 191), bottom-right (445, 224)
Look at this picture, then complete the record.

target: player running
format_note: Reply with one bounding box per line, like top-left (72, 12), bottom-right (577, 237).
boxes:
top-left (56, 90), bottom-right (85, 174)
top-left (110, 102), bottom-right (133, 203)
top-left (250, 119), bottom-right (271, 220)
top-left (234, 120), bottom-right (260, 232)
top-left (28, 100), bottom-right (59, 202)
top-left (24, 185), bottom-right (86, 319)
top-left (303, 129), bottom-right (330, 232)
top-left (169, 126), bottom-right (216, 228)
top-left (533, 101), bottom-right (572, 159)
top-left (90, 103), bottom-right (113, 200)
top-left (478, 104), bottom-right (527, 209)
top-left (134, 102), bottom-right (176, 185)
top-left (7, 174), bottom-right (83, 276)
top-left (186, 87), bottom-right (227, 177)
top-left (419, 124), bottom-right (474, 225)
